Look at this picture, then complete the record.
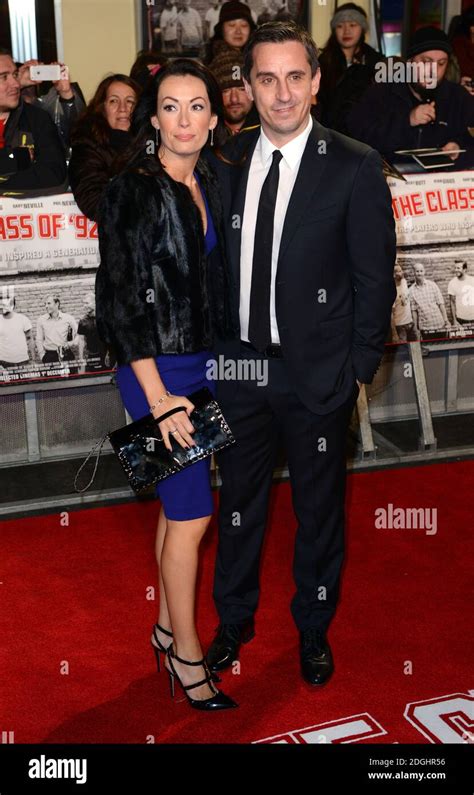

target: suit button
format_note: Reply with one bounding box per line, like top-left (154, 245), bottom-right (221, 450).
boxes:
top-left (276, 280), bottom-right (285, 285)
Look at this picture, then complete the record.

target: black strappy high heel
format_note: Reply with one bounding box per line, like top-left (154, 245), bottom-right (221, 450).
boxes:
top-left (151, 623), bottom-right (173, 673)
top-left (166, 645), bottom-right (238, 711)
top-left (151, 623), bottom-right (221, 683)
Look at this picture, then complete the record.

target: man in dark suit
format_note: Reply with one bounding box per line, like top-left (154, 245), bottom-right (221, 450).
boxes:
top-left (207, 21), bottom-right (397, 686)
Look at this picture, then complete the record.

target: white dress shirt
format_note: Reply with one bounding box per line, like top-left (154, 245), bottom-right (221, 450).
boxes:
top-left (240, 115), bottom-right (313, 344)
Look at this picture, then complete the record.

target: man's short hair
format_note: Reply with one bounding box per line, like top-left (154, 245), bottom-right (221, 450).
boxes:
top-left (242, 20), bottom-right (319, 82)
top-left (0, 48), bottom-right (13, 58)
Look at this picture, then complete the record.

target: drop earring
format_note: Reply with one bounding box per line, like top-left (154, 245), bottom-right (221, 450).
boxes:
top-left (155, 127), bottom-right (159, 147)
top-left (210, 128), bottom-right (214, 147)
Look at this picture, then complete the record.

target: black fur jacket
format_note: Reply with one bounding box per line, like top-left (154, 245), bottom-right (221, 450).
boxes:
top-left (95, 155), bottom-right (237, 366)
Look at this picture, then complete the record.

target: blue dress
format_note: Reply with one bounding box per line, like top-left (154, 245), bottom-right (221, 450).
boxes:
top-left (115, 174), bottom-right (218, 520)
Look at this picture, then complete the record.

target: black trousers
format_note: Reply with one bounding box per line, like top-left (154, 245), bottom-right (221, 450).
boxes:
top-left (214, 343), bottom-right (359, 634)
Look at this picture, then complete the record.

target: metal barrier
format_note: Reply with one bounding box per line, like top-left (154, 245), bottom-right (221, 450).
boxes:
top-left (0, 339), bottom-right (473, 517)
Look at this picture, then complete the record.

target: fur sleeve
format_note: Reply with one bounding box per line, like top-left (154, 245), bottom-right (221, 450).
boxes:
top-left (95, 172), bottom-right (162, 365)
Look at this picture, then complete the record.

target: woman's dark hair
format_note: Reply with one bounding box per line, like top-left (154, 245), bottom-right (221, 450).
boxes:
top-left (242, 20), bottom-right (319, 81)
top-left (318, 3), bottom-right (368, 96)
top-left (130, 50), bottom-right (168, 88)
top-left (114, 58), bottom-right (226, 176)
top-left (71, 74), bottom-right (141, 146)
top-left (457, 4), bottom-right (474, 38)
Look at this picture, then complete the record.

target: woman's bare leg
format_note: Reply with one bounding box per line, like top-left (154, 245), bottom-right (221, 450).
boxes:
top-left (161, 514), bottom-right (215, 700)
top-left (154, 506), bottom-right (172, 648)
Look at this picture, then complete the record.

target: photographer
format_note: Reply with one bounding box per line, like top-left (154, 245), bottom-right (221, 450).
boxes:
top-left (0, 49), bottom-right (67, 192)
top-left (19, 58), bottom-right (86, 149)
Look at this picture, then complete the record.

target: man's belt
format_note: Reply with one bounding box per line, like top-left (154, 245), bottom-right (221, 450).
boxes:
top-left (240, 340), bottom-right (283, 358)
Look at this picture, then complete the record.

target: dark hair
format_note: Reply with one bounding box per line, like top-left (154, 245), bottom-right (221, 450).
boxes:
top-left (456, 4), bottom-right (474, 37)
top-left (242, 20), bottom-right (319, 81)
top-left (0, 47), bottom-right (13, 57)
top-left (130, 50), bottom-right (168, 86)
top-left (71, 73), bottom-right (141, 146)
top-left (115, 58), bottom-right (226, 176)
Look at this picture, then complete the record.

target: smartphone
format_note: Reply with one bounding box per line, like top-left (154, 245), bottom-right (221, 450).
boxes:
top-left (30, 64), bottom-right (61, 82)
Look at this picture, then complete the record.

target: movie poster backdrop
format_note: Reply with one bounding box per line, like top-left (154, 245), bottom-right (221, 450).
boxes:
top-left (1, 171), bottom-right (473, 387)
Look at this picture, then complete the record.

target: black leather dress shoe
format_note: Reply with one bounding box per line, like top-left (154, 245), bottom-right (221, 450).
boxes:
top-left (300, 628), bottom-right (334, 686)
top-left (206, 620), bottom-right (255, 672)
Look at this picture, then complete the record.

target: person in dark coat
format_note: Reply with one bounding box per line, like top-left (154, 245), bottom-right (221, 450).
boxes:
top-left (68, 74), bottom-right (140, 220)
top-left (96, 60), bottom-right (238, 711)
top-left (347, 27), bottom-right (474, 169)
top-left (205, 22), bottom-right (396, 688)
top-left (0, 49), bottom-right (67, 193)
top-left (317, 3), bottom-right (385, 134)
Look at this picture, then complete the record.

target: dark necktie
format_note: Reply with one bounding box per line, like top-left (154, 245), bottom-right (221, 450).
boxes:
top-left (248, 149), bottom-right (283, 352)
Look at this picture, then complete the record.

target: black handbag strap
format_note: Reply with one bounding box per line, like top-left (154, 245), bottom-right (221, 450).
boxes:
top-left (74, 433), bottom-right (109, 493)
top-left (154, 405), bottom-right (187, 423)
top-left (73, 406), bottom-right (187, 494)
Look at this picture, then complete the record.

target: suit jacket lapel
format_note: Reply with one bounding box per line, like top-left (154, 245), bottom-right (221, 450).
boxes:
top-left (278, 120), bottom-right (332, 263)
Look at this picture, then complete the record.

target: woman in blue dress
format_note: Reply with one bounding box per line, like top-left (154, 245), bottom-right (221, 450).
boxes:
top-left (95, 60), bottom-right (238, 710)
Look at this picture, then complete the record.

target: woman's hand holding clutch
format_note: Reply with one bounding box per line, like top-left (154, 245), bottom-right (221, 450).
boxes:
top-left (154, 394), bottom-right (196, 450)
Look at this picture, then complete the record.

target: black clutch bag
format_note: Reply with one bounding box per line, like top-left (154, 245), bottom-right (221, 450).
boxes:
top-left (74, 387), bottom-right (235, 495)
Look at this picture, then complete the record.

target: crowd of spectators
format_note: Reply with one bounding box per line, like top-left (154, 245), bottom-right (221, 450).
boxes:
top-left (0, 0), bottom-right (473, 200)
top-left (1, 2), bottom-right (473, 376)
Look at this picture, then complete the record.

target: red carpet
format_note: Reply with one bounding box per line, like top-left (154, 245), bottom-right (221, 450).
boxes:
top-left (1, 461), bottom-right (473, 745)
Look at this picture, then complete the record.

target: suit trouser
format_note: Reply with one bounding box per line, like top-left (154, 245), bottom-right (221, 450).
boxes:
top-left (213, 345), bottom-right (359, 633)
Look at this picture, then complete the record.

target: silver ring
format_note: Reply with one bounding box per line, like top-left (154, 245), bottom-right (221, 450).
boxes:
top-left (170, 429), bottom-right (178, 435)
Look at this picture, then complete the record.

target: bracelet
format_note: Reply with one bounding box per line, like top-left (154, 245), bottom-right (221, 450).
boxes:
top-left (149, 391), bottom-right (170, 413)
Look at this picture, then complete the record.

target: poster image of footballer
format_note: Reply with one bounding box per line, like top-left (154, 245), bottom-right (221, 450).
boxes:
top-left (0, 283), bottom-right (112, 385)
top-left (141, 0), bottom-right (308, 56)
top-left (390, 255), bottom-right (474, 344)
top-left (0, 194), bottom-right (113, 386)
top-left (387, 173), bottom-right (474, 345)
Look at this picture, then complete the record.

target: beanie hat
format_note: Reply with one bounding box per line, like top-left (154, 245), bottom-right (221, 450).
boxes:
top-left (210, 49), bottom-right (245, 90)
top-left (330, 8), bottom-right (369, 33)
top-left (219, 1), bottom-right (254, 26)
top-left (407, 26), bottom-right (452, 58)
